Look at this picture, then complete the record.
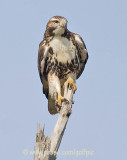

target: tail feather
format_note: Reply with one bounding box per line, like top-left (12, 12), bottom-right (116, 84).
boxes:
top-left (48, 96), bottom-right (58, 114)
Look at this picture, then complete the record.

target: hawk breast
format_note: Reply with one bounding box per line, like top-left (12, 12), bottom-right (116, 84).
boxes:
top-left (49, 36), bottom-right (76, 63)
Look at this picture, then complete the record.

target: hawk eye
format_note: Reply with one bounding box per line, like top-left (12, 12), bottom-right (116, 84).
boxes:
top-left (54, 20), bottom-right (59, 23)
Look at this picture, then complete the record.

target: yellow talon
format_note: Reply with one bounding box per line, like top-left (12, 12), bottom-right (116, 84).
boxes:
top-left (65, 77), bottom-right (77, 91)
top-left (56, 92), bottom-right (64, 105)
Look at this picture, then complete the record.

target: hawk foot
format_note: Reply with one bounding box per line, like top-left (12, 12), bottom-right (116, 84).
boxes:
top-left (65, 77), bottom-right (77, 91)
top-left (56, 98), bottom-right (69, 112)
top-left (56, 93), bottom-right (65, 106)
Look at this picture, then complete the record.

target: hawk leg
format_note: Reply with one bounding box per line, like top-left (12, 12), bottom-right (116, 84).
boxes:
top-left (65, 77), bottom-right (77, 91)
top-left (56, 92), bottom-right (65, 106)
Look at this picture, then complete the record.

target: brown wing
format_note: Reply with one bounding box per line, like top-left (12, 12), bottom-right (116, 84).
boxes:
top-left (72, 33), bottom-right (88, 79)
top-left (38, 40), bottom-right (49, 98)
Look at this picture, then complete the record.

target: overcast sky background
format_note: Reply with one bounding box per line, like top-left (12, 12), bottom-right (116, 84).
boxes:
top-left (0, 0), bottom-right (127, 160)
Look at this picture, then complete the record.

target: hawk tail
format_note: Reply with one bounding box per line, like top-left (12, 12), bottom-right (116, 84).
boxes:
top-left (48, 96), bottom-right (58, 114)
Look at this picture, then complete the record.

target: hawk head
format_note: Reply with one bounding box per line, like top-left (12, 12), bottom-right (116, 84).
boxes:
top-left (44, 16), bottom-right (68, 37)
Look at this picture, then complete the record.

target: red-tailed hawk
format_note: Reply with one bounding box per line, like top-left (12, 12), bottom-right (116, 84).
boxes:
top-left (38, 16), bottom-right (88, 114)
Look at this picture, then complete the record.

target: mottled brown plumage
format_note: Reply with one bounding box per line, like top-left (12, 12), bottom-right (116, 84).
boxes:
top-left (38, 16), bottom-right (88, 114)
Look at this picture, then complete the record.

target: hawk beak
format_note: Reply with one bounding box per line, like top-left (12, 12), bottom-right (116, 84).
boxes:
top-left (60, 20), bottom-right (66, 28)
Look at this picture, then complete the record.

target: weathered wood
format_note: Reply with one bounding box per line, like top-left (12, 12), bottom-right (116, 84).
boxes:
top-left (34, 81), bottom-right (74, 160)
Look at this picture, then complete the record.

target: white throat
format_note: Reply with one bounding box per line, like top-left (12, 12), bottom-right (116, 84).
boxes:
top-left (53, 27), bottom-right (65, 36)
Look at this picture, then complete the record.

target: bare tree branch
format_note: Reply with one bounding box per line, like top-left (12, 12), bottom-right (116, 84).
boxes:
top-left (34, 81), bottom-right (74, 160)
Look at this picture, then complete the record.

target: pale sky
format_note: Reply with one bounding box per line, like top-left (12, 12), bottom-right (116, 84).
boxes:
top-left (0, 0), bottom-right (127, 160)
